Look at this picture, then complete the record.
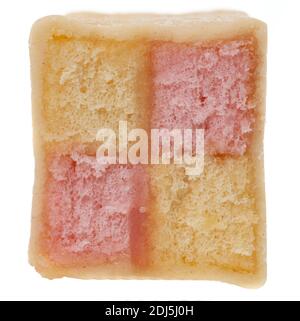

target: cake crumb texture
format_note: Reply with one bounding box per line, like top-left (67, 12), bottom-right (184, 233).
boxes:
top-left (42, 38), bottom-right (149, 141)
top-left (151, 39), bottom-right (257, 155)
top-left (42, 148), bottom-right (148, 268)
top-left (150, 156), bottom-right (259, 274)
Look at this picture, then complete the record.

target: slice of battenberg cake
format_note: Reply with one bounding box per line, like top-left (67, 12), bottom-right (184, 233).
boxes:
top-left (29, 12), bottom-right (267, 287)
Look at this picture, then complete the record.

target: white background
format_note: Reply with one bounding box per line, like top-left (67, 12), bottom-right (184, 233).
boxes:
top-left (0, 0), bottom-right (299, 301)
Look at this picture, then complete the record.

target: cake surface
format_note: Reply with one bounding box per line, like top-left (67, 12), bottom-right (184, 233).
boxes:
top-left (29, 11), bottom-right (267, 287)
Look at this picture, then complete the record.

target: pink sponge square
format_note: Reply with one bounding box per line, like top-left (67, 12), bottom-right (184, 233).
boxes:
top-left (151, 39), bottom-right (257, 155)
top-left (43, 150), bottom-right (148, 267)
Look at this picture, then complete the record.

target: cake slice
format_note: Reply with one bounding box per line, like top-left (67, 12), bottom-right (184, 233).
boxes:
top-left (29, 12), bottom-right (267, 287)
